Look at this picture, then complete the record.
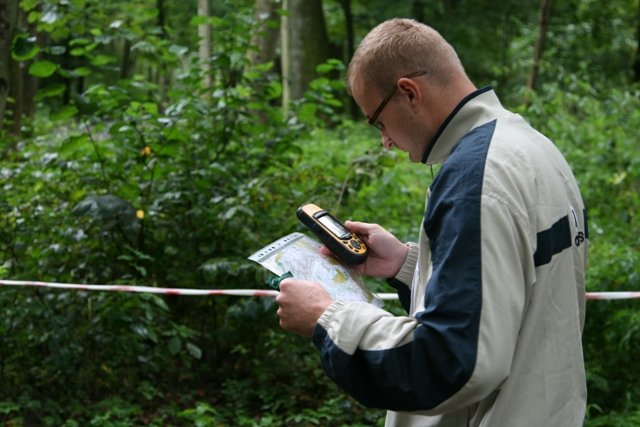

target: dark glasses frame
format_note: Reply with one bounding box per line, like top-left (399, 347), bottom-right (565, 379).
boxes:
top-left (367, 71), bottom-right (427, 131)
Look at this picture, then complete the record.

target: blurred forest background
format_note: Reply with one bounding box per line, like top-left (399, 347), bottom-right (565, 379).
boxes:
top-left (1, 0), bottom-right (639, 425)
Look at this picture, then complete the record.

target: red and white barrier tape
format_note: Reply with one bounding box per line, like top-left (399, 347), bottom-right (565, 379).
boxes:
top-left (583, 292), bottom-right (640, 300)
top-left (0, 279), bottom-right (278, 298)
top-left (0, 279), bottom-right (639, 301)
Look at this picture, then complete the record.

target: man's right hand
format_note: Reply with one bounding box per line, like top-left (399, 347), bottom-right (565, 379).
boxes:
top-left (321, 221), bottom-right (409, 278)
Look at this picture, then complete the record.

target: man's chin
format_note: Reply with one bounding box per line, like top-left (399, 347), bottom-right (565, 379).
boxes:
top-left (407, 151), bottom-right (421, 163)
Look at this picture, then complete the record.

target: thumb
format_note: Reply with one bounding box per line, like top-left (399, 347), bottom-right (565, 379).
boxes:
top-left (344, 220), bottom-right (377, 236)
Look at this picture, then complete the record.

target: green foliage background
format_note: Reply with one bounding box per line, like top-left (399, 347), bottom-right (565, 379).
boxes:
top-left (1, 0), bottom-right (640, 425)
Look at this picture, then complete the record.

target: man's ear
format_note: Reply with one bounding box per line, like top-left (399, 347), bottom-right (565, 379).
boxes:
top-left (397, 77), bottom-right (421, 106)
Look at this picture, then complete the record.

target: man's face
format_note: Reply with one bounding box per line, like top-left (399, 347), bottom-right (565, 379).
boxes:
top-left (352, 77), bottom-right (432, 163)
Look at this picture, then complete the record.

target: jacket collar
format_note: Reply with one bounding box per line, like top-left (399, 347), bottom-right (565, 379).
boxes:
top-left (421, 86), bottom-right (505, 165)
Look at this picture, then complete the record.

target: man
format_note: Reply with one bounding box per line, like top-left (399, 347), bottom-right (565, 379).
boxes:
top-left (275, 18), bottom-right (588, 426)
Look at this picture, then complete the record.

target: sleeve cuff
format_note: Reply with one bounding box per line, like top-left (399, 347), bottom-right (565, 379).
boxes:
top-left (312, 300), bottom-right (349, 345)
top-left (316, 299), bottom-right (348, 331)
top-left (393, 242), bottom-right (418, 286)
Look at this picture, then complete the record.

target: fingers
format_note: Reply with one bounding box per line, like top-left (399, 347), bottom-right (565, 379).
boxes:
top-left (275, 279), bottom-right (295, 331)
top-left (319, 245), bottom-right (334, 257)
top-left (344, 220), bottom-right (379, 236)
top-left (275, 278), bottom-right (295, 304)
top-left (279, 278), bottom-right (295, 289)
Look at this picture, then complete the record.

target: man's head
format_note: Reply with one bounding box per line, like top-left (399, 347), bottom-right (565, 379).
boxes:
top-left (348, 19), bottom-right (475, 162)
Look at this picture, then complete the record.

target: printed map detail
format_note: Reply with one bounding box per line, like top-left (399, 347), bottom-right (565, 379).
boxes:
top-left (249, 232), bottom-right (382, 307)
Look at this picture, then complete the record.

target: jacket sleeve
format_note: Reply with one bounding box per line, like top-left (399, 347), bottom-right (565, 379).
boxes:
top-left (386, 242), bottom-right (419, 313)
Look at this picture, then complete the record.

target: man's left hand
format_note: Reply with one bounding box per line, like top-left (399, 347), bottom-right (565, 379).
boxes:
top-left (275, 279), bottom-right (333, 337)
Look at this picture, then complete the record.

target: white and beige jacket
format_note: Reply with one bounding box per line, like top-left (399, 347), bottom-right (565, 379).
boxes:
top-left (312, 88), bottom-right (588, 426)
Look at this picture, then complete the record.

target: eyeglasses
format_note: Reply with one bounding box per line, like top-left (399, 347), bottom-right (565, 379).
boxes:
top-left (367, 71), bottom-right (427, 131)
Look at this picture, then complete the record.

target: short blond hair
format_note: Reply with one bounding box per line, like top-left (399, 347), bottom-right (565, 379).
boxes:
top-left (347, 19), bottom-right (467, 95)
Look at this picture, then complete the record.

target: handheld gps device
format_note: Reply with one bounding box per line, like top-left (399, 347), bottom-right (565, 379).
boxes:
top-left (296, 203), bottom-right (368, 265)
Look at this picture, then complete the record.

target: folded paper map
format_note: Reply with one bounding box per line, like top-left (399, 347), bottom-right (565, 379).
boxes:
top-left (248, 232), bottom-right (382, 307)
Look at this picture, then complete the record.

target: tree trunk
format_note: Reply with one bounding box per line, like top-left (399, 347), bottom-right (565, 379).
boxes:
top-left (634, 5), bottom-right (640, 82)
top-left (7, 5), bottom-right (30, 134)
top-left (340, 0), bottom-right (358, 118)
top-left (120, 37), bottom-right (132, 79)
top-left (284, 0), bottom-right (330, 101)
top-left (340, 0), bottom-right (354, 61)
top-left (157, 0), bottom-right (166, 37)
top-left (247, 0), bottom-right (279, 66)
top-left (7, 6), bottom-right (38, 134)
top-left (8, 54), bottom-right (23, 134)
top-left (62, 37), bottom-right (72, 105)
top-left (23, 68), bottom-right (37, 118)
top-left (198, 0), bottom-right (211, 90)
top-left (527, 0), bottom-right (553, 92)
top-left (280, 0), bottom-right (290, 116)
top-left (157, 0), bottom-right (169, 107)
top-left (0, 0), bottom-right (19, 130)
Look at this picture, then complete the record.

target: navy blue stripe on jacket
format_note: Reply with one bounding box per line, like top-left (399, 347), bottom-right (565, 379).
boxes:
top-left (533, 216), bottom-right (572, 267)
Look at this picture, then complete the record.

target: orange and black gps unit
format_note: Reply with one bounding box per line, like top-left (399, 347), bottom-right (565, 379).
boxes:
top-left (296, 203), bottom-right (368, 265)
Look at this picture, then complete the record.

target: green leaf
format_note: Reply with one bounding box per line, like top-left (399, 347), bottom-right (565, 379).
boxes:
top-left (143, 102), bottom-right (158, 115)
top-left (316, 58), bottom-right (344, 74)
top-left (297, 103), bottom-right (318, 126)
top-left (266, 81), bottom-right (282, 100)
top-left (28, 60), bottom-right (58, 78)
top-left (168, 336), bottom-right (181, 355)
top-left (20, 0), bottom-right (39, 12)
top-left (26, 10), bottom-right (41, 24)
top-left (12, 34), bottom-right (39, 61)
top-left (0, 400), bottom-right (21, 415)
top-left (611, 171), bottom-right (627, 185)
top-left (41, 9), bottom-right (61, 24)
top-left (49, 45), bottom-right (66, 55)
top-left (186, 343), bottom-right (202, 359)
top-left (69, 37), bottom-right (91, 46)
top-left (50, 105), bottom-right (78, 120)
top-left (72, 66), bottom-right (91, 77)
top-left (189, 15), bottom-right (208, 26)
top-left (90, 54), bottom-right (114, 66)
top-left (36, 83), bottom-right (66, 100)
top-left (163, 127), bottom-right (188, 143)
